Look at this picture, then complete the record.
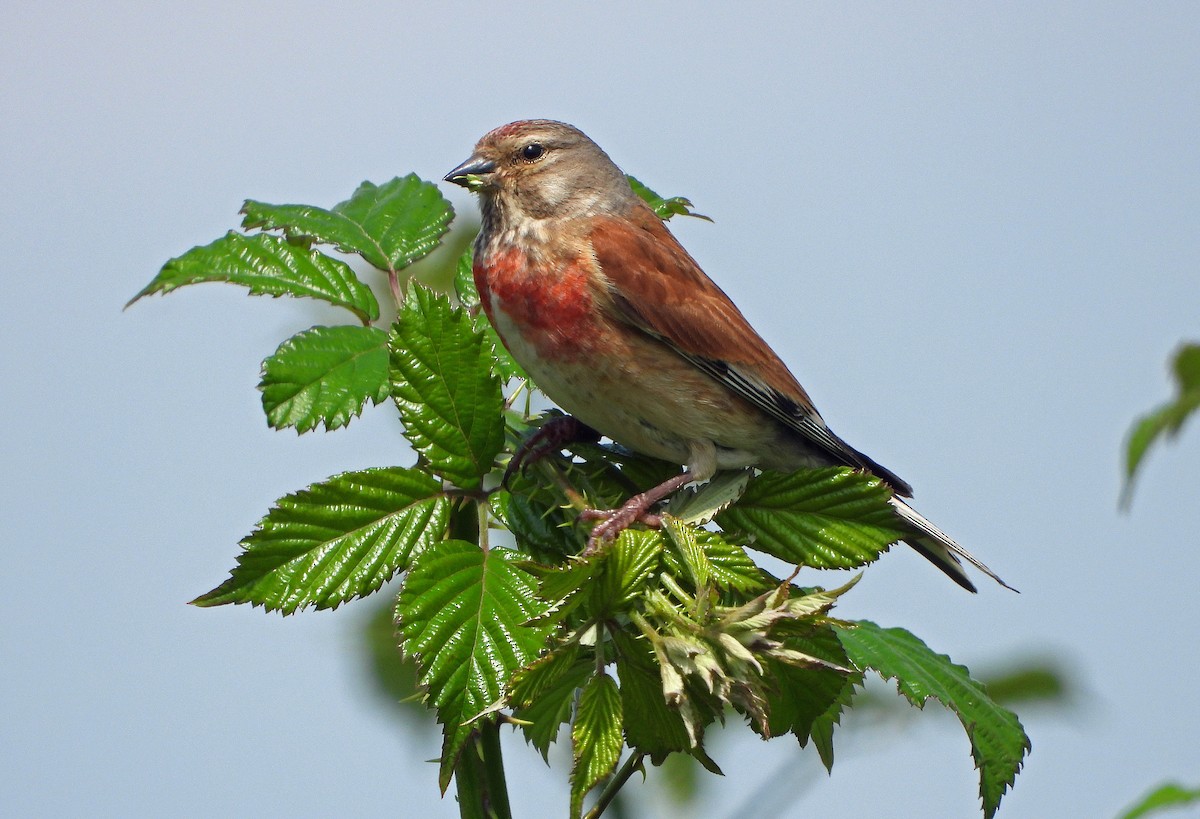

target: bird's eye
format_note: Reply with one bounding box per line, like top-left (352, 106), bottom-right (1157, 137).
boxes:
top-left (521, 143), bottom-right (545, 161)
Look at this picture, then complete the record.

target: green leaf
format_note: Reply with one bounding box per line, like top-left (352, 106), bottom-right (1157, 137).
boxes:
top-left (758, 624), bottom-right (853, 745)
top-left (809, 670), bottom-right (859, 771)
top-left (627, 175), bottom-right (712, 221)
top-left (389, 285), bottom-right (505, 489)
top-left (535, 529), bottom-right (663, 620)
top-left (661, 517), bottom-right (711, 589)
top-left (666, 470), bottom-right (751, 525)
top-left (509, 645), bottom-right (593, 759)
top-left (538, 558), bottom-right (600, 611)
top-left (976, 662), bottom-right (1070, 707)
top-left (598, 530), bottom-right (664, 610)
top-left (1123, 343), bottom-right (1200, 503)
top-left (1173, 343), bottom-right (1200, 390)
top-left (834, 621), bottom-right (1030, 819)
top-left (127, 232), bottom-right (379, 323)
top-left (496, 489), bottom-right (584, 553)
top-left (397, 540), bottom-right (550, 792)
top-left (717, 468), bottom-right (909, 570)
top-left (1117, 782), bottom-right (1200, 819)
top-left (453, 246), bottom-right (527, 381)
top-left (241, 174), bottom-right (453, 273)
top-left (193, 467), bottom-right (449, 613)
top-left (612, 631), bottom-right (692, 759)
top-left (661, 518), bottom-right (769, 594)
top-left (571, 672), bottom-right (624, 818)
top-left (259, 325), bottom-right (390, 433)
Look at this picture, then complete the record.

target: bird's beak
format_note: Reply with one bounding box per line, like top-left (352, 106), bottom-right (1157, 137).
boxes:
top-left (444, 155), bottom-right (498, 192)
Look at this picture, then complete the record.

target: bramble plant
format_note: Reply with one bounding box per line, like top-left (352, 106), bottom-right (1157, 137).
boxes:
top-left (129, 173), bottom-right (1029, 818)
top-left (1122, 342), bottom-right (1200, 507)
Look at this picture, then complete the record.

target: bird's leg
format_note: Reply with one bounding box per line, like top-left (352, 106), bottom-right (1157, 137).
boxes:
top-left (504, 414), bottom-right (601, 486)
top-left (581, 470), bottom-right (696, 554)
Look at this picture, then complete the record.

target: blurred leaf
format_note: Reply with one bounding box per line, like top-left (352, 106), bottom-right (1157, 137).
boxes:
top-left (1173, 343), bottom-right (1200, 389)
top-left (127, 232), bottom-right (379, 323)
top-left (241, 174), bottom-right (453, 273)
top-left (259, 325), bottom-right (389, 432)
top-left (397, 540), bottom-right (549, 792)
top-left (571, 673), bottom-right (624, 818)
top-left (389, 284), bottom-right (505, 489)
top-left (717, 468), bottom-right (908, 570)
top-left (193, 467), bottom-right (449, 613)
top-left (977, 662), bottom-right (1070, 707)
top-left (1123, 342), bottom-right (1200, 505)
top-left (835, 621), bottom-right (1030, 819)
top-left (1117, 782), bottom-right (1200, 819)
top-left (627, 175), bottom-right (712, 222)
top-left (360, 593), bottom-right (427, 723)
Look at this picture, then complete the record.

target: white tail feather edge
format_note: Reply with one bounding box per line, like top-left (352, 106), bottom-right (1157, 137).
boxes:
top-left (888, 497), bottom-right (1017, 592)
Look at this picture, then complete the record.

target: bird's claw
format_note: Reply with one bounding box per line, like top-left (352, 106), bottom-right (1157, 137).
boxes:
top-left (504, 415), bottom-right (601, 487)
top-left (581, 500), bottom-right (663, 554)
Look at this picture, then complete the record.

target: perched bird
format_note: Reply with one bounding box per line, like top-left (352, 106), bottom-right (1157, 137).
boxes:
top-left (446, 119), bottom-right (1009, 592)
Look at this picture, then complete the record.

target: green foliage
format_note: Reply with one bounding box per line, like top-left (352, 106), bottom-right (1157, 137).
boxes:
top-left (717, 468), bottom-right (909, 569)
top-left (192, 467), bottom-right (450, 613)
top-left (835, 622), bottom-right (1030, 819)
top-left (133, 171), bottom-right (1027, 819)
top-left (388, 284), bottom-right (505, 490)
top-left (571, 673), bottom-right (624, 818)
top-left (128, 231), bottom-right (381, 323)
top-left (1117, 782), bottom-right (1200, 819)
top-left (626, 175), bottom-right (712, 221)
top-left (1123, 343), bottom-right (1200, 505)
top-left (398, 539), bottom-right (549, 791)
top-left (260, 325), bottom-right (390, 432)
top-left (241, 174), bottom-right (453, 275)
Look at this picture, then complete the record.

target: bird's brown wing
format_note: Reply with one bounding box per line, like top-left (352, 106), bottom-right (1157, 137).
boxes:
top-left (586, 206), bottom-right (914, 497)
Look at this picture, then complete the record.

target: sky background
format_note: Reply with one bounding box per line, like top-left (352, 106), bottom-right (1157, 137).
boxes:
top-left (4, 3), bottom-right (1198, 817)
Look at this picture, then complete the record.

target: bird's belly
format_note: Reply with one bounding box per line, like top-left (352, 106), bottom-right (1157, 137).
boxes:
top-left (488, 298), bottom-right (787, 470)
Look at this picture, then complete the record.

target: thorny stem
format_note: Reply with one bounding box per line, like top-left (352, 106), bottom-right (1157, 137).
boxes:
top-left (535, 459), bottom-right (589, 511)
top-left (660, 574), bottom-right (696, 609)
top-left (628, 611), bottom-right (658, 643)
top-left (453, 722), bottom-right (512, 819)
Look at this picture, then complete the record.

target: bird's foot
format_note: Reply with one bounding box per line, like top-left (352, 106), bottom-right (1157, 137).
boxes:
top-left (504, 415), bottom-right (600, 486)
top-left (580, 471), bottom-right (697, 555)
top-left (581, 500), bottom-right (664, 554)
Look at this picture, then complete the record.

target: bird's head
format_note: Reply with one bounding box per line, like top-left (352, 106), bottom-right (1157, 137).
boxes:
top-left (445, 120), bottom-right (635, 221)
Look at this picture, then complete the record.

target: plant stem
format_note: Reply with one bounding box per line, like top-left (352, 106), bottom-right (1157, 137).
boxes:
top-left (453, 721), bottom-right (512, 819)
top-left (386, 268), bottom-right (403, 308)
top-left (583, 752), bottom-right (644, 819)
top-left (453, 734), bottom-right (488, 819)
top-left (477, 720), bottom-right (512, 819)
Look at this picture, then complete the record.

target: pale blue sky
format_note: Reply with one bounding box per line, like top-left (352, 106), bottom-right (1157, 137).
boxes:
top-left (4, 3), bottom-right (1198, 817)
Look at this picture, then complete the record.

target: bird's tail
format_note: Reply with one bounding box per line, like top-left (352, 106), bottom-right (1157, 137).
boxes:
top-left (888, 497), bottom-right (1017, 593)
